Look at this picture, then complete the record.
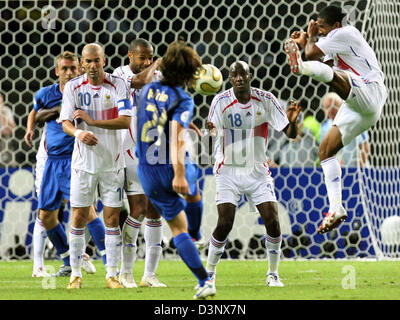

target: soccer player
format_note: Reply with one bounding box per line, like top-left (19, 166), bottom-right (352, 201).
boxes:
top-left (284, 5), bottom-right (387, 233)
top-left (135, 41), bottom-right (215, 299)
top-left (113, 38), bottom-right (166, 288)
top-left (60, 43), bottom-right (131, 289)
top-left (206, 61), bottom-right (301, 287)
top-left (25, 51), bottom-right (103, 277)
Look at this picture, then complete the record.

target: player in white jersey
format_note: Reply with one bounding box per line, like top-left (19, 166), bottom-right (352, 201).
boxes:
top-left (284, 5), bottom-right (387, 234)
top-left (60, 43), bottom-right (131, 289)
top-left (206, 61), bottom-right (301, 287)
top-left (112, 38), bottom-right (166, 288)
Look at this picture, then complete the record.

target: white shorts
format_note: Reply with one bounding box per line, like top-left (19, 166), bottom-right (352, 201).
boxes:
top-left (124, 161), bottom-right (144, 196)
top-left (334, 71), bottom-right (387, 146)
top-left (35, 156), bottom-right (47, 197)
top-left (215, 165), bottom-right (277, 207)
top-left (70, 168), bottom-right (124, 208)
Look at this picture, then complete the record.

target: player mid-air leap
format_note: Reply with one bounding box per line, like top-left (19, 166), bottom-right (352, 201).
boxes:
top-left (284, 5), bottom-right (387, 234)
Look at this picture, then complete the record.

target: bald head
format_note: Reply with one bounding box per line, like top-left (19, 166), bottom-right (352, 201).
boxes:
top-left (229, 61), bottom-right (250, 73)
top-left (82, 43), bottom-right (104, 58)
top-left (81, 43), bottom-right (106, 84)
top-left (229, 60), bottom-right (252, 95)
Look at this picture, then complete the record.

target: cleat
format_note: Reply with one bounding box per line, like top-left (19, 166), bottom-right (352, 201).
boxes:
top-left (317, 206), bottom-right (348, 234)
top-left (119, 273), bottom-right (137, 288)
top-left (32, 267), bottom-right (50, 278)
top-left (139, 275), bottom-right (167, 288)
top-left (195, 272), bottom-right (215, 290)
top-left (194, 239), bottom-right (207, 251)
top-left (82, 253), bottom-right (96, 274)
top-left (67, 276), bottom-right (82, 289)
top-left (106, 276), bottom-right (124, 288)
top-left (194, 279), bottom-right (216, 300)
top-left (51, 265), bottom-right (71, 277)
top-left (284, 38), bottom-right (303, 75)
top-left (266, 273), bottom-right (284, 287)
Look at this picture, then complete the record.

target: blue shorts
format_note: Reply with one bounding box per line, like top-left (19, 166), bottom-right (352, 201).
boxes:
top-left (137, 162), bottom-right (198, 221)
top-left (38, 156), bottom-right (71, 211)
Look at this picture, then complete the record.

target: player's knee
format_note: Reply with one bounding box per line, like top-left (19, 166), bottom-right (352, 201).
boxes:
top-left (318, 143), bottom-right (331, 161)
top-left (215, 220), bottom-right (233, 238)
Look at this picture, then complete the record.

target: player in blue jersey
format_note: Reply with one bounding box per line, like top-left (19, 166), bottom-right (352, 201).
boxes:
top-left (136, 41), bottom-right (215, 299)
top-left (25, 51), bottom-right (106, 277)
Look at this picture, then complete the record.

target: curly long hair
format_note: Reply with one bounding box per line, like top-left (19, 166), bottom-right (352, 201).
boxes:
top-left (160, 40), bottom-right (202, 88)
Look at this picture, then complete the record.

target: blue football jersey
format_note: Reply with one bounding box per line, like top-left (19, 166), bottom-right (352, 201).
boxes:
top-left (33, 83), bottom-right (74, 157)
top-left (135, 81), bottom-right (194, 165)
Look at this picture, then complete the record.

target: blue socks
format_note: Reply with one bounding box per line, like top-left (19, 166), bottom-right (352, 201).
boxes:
top-left (185, 199), bottom-right (203, 241)
top-left (47, 223), bottom-right (70, 266)
top-left (87, 217), bottom-right (107, 265)
top-left (173, 232), bottom-right (209, 286)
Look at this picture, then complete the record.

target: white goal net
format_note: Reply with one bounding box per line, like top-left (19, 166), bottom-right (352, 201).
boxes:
top-left (0, 0), bottom-right (399, 261)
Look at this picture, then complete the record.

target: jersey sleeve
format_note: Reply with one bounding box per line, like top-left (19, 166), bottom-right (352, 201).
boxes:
top-left (59, 81), bottom-right (75, 122)
top-left (208, 95), bottom-right (223, 128)
top-left (264, 93), bottom-right (289, 132)
top-left (115, 78), bottom-right (132, 117)
top-left (315, 27), bottom-right (352, 56)
top-left (33, 88), bottom-right (46, 112)
top-left (172, 95), bottom-right (193, 129)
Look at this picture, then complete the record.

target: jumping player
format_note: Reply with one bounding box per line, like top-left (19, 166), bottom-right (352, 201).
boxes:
top-left (284, 5), bottom-right (387, 233)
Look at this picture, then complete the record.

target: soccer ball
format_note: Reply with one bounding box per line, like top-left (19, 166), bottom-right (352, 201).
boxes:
top-left (193, 64), bottom-right (223, 95)
top-left (380, 216), bottom-right (400, 246)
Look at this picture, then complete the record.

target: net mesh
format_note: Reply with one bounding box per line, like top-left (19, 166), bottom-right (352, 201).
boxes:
top-left (0, 0), bottom-right (399, 260)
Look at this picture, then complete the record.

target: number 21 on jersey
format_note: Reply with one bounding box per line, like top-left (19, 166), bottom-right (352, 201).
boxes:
top-left (141, 103), bottom-right (167, 146)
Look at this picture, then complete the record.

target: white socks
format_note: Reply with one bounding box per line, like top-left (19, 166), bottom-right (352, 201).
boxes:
top-left (206, 236), bottom-right (227, 273)
top-left (321, 156), bottom-right (342, 211)
top-left (143, 218), bottom-right (163, 278)
top-left (32, 217), bottom-right (47, 271)
top-left (265, 234), bottom-right (282, 275)
top-left (69, 227), bottom-right (86, 279)
top-left (301, 61), bottom-right (334, 83)
top-left (121, 216), bottom-right (141, 274)
top-left (105, 227), bottom-right (122, 278)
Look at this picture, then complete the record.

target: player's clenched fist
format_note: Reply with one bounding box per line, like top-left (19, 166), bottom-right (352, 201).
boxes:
top-left (76, 130), bottom-right (98, 146)
top-left (290, 30), bottom-right (307, 48)
top-left (73, 110), bottom-right (94, 126)
top-left (172, 176), bottom-right (190, 195)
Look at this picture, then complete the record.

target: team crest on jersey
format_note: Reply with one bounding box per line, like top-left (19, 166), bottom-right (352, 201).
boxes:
top-left (104, 91), bottom-right (113, 108)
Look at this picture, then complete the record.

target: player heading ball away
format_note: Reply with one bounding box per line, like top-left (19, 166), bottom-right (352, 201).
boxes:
top-left (206, 61), bottom-right (301, 287)
top-left (284, 5), bottom-right (387, 234)
top-left (60, 43), bottom-right (132, 289)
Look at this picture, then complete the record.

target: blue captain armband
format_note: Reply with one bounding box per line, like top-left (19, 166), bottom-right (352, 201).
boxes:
top-left (117, 99), bottom-right (131, 112)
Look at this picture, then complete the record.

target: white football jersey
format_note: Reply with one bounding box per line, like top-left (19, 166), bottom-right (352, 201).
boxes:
top-left (112, 65), bottom-right (162, 163)
top-left (208, 87), bottom-right (289, 172)
top-left (59, 73), bottom-right (132, 174)
top-left (316, 26), bottom-right (384, 84)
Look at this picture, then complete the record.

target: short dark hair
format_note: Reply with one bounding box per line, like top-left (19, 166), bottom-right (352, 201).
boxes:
top-left (318, 5), bottom-right (346, 26)
top-left (160, 41), bottom-right (202, 88)
top-left (129, 38), bottom-right (153, 52)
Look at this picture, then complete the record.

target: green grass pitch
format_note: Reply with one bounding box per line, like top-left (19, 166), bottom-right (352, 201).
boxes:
top-left (1, 259), bottom-right (399, 300)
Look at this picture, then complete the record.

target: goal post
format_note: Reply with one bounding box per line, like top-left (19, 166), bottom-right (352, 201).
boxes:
top-left (0, 0), bottom-right (399, 260)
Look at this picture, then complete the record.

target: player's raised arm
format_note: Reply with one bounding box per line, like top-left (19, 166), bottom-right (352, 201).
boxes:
top-left (304, 19), bottom-right (325, 60)
top-left (283, 100), bottom-right (301, 138)
top-left (131, 58), bottom-right (162, 89)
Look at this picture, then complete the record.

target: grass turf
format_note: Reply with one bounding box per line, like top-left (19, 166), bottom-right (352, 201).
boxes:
top-left (1, 259), bottom-right (400, 300)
